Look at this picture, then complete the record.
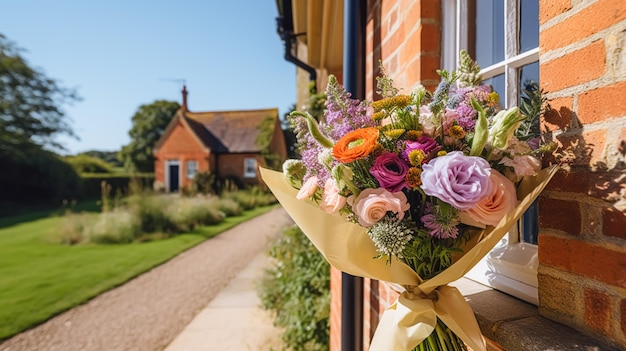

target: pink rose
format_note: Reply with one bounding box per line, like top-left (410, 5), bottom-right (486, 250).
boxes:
top-left (370, 152), bottom-right (408, 192)
top-left (320, 178), bottom-right (347, 214)
top-left (464, 170), bottom-right (518, 226)
top-left (296, 176), bottom-right (319, 200)
top-left (351, 188), bottom-right (410, 227)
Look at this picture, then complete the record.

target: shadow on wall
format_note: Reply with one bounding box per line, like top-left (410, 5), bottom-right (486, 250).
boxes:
top-left (542, 104), bottom-right (626, 231)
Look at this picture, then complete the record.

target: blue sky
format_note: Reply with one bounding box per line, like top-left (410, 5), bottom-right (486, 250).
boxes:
top-left (0, 1), bottom-right (297, 155)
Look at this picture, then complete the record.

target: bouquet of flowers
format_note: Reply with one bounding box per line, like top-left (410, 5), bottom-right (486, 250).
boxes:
top-left (261, 51), bottom-right (557, 351)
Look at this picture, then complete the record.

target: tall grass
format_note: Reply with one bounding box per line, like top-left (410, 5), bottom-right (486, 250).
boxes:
top-left (55, 188), bottom-right (276, 245)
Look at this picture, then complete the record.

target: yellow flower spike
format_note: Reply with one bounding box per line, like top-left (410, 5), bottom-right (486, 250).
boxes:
top-left (405, 130), bottom-right (423, 141)
top-left (487, 92), bottom-right (500, 107)
top-left (372, 111), bottom-right (386, 121)
top-left (370, 95), bottom-right (411, 112)
top-left (437, 150), bottom-right (448, 157)
top-left (383, 129), bottom-right (406, 139)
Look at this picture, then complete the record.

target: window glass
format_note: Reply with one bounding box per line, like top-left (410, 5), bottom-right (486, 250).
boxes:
top-left (244, 158), bottom-right (257, 178)
top-left (186, 160), bottom-right (198, 179)
top-left (474, 0), bottom-right (504, 67)
top-left (520, 0), bottom-right (539, 53)
top-left (483, 74), bottom-right (506, 106)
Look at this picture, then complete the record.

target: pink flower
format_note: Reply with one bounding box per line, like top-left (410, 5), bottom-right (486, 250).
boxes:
top-left (320, 178), bottom-right (347, 214)
top-left (464, 170), bottom-right (518, 226)
top-left (421, 151), bottom-right (493, 210)
top-left (370, 152), bottom-right (408, 192)
top-left (351, 188), bottom-right (410, 227)
top-left (296, 176), bottom-right (319, 200)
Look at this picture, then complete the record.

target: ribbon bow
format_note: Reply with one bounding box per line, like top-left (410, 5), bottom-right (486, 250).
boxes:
top-left (370, 285), bottom-right (485, 351)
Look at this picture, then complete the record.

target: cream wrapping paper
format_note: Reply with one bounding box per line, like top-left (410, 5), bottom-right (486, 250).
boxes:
top-left (260, 165), bottom-right (558, 351)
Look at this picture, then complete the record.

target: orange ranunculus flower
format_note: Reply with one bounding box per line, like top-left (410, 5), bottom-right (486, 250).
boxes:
top-left (332, 127), bottom-right (380, 163)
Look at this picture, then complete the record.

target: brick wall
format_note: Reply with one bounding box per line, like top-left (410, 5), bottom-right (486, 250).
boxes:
top-left (537, 0), bottom-right (626, 347)
top-left (154, 119), bottom-right (210, 189)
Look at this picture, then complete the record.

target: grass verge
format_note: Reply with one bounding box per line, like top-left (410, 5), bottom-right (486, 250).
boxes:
top-left (0, 204), bottom-right (277, 340)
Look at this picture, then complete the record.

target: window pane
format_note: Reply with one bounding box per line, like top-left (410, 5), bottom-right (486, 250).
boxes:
top-left (483, 74), bottom-right (505, 106)
top-left (520, 0), bottom-right (539, 53)
top-left (474, 0), bottom-right (504, 67)
top-left (522, 199), bottom-right (539, 244)
top-left (518, 61), bottom-right (539, 106)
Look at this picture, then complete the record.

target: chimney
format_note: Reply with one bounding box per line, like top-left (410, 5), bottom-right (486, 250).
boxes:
top-left (181, 84), bottom-right (188, 111)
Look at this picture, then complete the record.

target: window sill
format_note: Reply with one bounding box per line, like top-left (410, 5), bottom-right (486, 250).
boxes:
top-left (450, 278), bottom-right (616, 351)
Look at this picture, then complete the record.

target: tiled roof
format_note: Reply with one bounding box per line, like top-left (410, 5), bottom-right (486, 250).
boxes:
top-left (183, 108), bottom-right (278, 153)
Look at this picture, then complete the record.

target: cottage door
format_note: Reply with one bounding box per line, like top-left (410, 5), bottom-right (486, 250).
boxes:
top-left (168, 164), bottom-right (179, 192)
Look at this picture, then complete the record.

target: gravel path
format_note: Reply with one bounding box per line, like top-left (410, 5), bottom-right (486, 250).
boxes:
top-left (0, 207), bottom-right (293, 351)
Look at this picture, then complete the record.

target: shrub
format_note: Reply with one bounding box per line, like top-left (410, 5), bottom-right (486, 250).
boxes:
top-left (88, 210), bottom-right (140, 244)
top-left (215, 198), bottom-right (242, 217)
top-left (165, 197), bottom-right (225, 232)
top-left (127, 194), bottom-right (175, 234)
top-left (55, 212), bottom-right (96, 245)
top-left (63, 154), bottom-right (114, 173)
top-left (192, 171), bottom-right (216, 195)
top-left (259, 226), bottom-right (330, 351)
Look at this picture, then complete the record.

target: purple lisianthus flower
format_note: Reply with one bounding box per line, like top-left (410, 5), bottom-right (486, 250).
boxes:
top-left (420, 151), bottom-right (493, 210)
top-left (401, 136), bottom-right (439, 161)
top-left (370, 152), bottom-right (408, 192)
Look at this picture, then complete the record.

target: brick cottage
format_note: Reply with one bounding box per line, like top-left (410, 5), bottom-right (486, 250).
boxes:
top-left (276, 0), bottom-right (625, 350)
top-left (153, 86), bottom-right (287, 192)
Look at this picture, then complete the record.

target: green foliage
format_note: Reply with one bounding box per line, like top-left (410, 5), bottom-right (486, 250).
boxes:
top-left (64, 154), bottom-right (114, 173)
top-left (0, 33), bottom-right (80, 157)
top-left (0, 150), bottom-right (82, 209)
top-left (80, 173), bottom-right (154, 199)
top-left (119, 100), bottom-right (180, 172)
top-left (259, 226), bottom-right (330, 351)
top-left (517, 81), bottom-right (546, 142)
top-left (79, 150), bottom-right (123, 167)
top-left (191, 171), bottom-right (216, 195)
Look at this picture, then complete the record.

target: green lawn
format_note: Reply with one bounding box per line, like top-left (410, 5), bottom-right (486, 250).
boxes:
top-left (0, 205), bottom-right (276, 340)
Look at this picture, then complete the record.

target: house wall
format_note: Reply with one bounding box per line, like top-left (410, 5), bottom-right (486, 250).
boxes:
top-left (216, 153), bottom-right (264, 186)
top-left (537, 0), bottom-right (626, 346)
top-left (154, 119), bottom-right (210, 190)
top-left (326, 0), bottom-right (626, 350)
top-left (269, 118), bottom-right (288, 162)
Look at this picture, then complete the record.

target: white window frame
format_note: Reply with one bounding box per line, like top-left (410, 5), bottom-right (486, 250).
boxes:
top-left (186, 160), bottom-right (198, 180)
top-left (243, 158), bottom-right (257, 178)
top-left (443, 0), bottom-right (541, 305)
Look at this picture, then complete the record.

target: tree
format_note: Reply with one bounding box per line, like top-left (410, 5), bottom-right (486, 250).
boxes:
top-left (118, 100), bottom-right (180, 172)
top-left (0, 33), bottom-right (79, 158)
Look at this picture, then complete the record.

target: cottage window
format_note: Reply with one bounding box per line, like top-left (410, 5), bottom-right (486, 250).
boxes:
top-left (186, 160), bottom-right (198, 180)
top-left (443, 0), bottom-right (541, 304)
top-left (243, 158), bottom-right (257, 178)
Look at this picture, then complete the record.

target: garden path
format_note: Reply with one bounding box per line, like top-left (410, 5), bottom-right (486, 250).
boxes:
top-left (0, 207), bottom-right (293, 351)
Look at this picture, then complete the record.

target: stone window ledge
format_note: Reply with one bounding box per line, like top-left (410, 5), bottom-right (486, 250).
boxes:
top-left (450, 278), bottom-right (619, 351)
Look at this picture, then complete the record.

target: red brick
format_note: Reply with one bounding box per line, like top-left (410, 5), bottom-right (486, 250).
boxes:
top-left (541, 40), bottom-right (606, 92)
top-left (553, 130), bottom-right (607, 168)
top-left (539, 235), bottom-right (626, 288)
top-left (577, 81), bottom-right (626, 124)
top-left (542, 96), bottom-right (573, 132)
top-left (539, 197), bottom-right (582, 234)
top-left (584, 288), bottom-right (612, 334)
top-left (604, 207), bottom-right (626, 240)
top-left (539, 0), bottom-right (572, 25)
top-left (540, 0), bottom-right (626, 51)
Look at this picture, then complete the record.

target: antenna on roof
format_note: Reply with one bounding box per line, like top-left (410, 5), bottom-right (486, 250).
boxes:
top-left (159, 78), bottom-right (188, 111)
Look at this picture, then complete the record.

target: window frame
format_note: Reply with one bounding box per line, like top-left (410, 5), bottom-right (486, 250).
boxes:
top-left (443, 0), bottom-right (541, 305)
top-left (185, 160), bottom-right (198, 180)
top-left (243, 157), bottom-right (258, 178)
